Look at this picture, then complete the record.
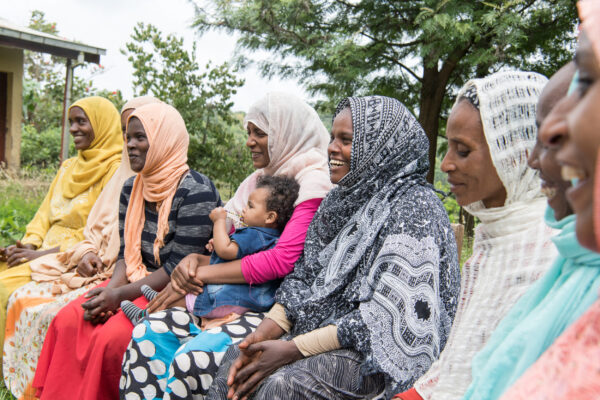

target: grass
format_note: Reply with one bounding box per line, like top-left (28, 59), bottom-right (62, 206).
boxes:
top-left (0, 168), bottom-right (53, 247)
top-left (0, 382), bottom-right (14, 399)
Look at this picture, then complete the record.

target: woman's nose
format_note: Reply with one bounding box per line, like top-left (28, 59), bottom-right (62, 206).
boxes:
top-left (527, 143), bottom-right (542, 170)
top-left (328, 139), bottom-right (339, 155)
top-left (440, 152), bottom-right (455, 173)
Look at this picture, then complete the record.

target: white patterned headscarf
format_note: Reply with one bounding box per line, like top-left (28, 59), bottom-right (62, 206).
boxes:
top-left (461, 71), bottom-right (548, 223)
top-left (277, 96), bottom-right (461, 395)
top-left (413, 71), bottom-right (558, 400)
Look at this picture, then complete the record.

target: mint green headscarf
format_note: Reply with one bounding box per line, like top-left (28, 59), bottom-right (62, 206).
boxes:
top-left (463, 206), bottom-right (600, 400)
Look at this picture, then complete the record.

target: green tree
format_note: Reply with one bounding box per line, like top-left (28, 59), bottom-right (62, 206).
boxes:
top-left (193, 0), bottom-right (578, 182)
top-left (122, 22), bottom-right (252, 192)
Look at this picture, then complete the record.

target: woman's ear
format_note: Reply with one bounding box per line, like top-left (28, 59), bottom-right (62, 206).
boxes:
top-left (265, 211), bottom-right (278, 225)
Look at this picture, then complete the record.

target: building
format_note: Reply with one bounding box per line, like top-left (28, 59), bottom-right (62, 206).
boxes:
top-left (0, 18), bottom-right (105, 170)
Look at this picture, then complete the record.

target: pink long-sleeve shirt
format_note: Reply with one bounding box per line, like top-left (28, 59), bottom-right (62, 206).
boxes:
top-left (240, 198), bottom-right (322, 284)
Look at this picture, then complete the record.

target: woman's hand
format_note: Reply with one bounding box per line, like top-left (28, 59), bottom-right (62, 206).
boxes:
top-left (146, 283), bottom-right (184, 314)
top-left (6, 241), bottom-right (39, 267)
top-left (77, 252), bottom-right (104, 277)
top-left (81, 286), bottom-right (122, 324)
top-left (227, 339), bottom-right (303, 400)
top-left (226, 318), bottom-right (287, 399)
top-left (171, 254), bottom-right (209, 294)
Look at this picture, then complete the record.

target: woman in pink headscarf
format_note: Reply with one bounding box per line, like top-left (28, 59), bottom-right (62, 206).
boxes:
top-left (120, 92), bottom-right (332, 400)
top-left (500, 2), bottom-right (600, 398)
top-left (33, 102), bottom-right (221, 400)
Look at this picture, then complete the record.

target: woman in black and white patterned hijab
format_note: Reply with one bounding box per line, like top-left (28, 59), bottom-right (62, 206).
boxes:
top-left (209, 96), bottom-right (461, 399)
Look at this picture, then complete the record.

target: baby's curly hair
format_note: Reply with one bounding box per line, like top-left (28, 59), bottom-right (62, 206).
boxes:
top-left (256, 175), bottom-right (300, 231)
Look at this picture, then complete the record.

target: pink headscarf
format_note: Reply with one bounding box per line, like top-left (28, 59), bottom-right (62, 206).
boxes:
top-left (124, 103), bottom-right (190, 282)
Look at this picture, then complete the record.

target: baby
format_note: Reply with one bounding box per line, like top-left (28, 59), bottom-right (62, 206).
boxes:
top-left (121, 175), bottom-right (299, 323)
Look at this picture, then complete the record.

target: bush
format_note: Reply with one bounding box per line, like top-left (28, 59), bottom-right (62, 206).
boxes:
top-left (0, 172), bottom-right (50, 247)
top-left (20, 124), bottom-right (75, 169)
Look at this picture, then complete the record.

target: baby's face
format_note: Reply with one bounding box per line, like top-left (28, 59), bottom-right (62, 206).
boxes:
top-left (241, 187), bottom-right (271, 227)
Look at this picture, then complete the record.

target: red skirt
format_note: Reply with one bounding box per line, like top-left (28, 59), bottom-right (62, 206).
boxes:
top-left (32, 281), bottom-right (148, 400)
top-left (394, 388), bottom-right (424, 400)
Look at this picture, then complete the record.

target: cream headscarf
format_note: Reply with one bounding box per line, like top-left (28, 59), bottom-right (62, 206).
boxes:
top-left (63, 96), bottom-right (123, 199)
top-left (124, 103), bottom-right (190, 282)
top-left (30, 97), bottom-right (164, 291)
top-left (414, 71), bottom-right (558, 400)
top-left (225, 92), bottom-right (332, 228)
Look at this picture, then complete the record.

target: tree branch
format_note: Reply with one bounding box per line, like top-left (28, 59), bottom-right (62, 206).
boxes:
top-left (360, 31), bottom-right (423, 48)
top-left (381, 54), bottom-right (423, 82)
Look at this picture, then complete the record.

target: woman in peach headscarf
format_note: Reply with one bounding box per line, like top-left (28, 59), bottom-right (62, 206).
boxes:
top-left (32, 102), bottom-right (221, 400)
top-left (498, 2), bottom-right (600, 399)
top-left (2, 97), bottom-right (160, 400)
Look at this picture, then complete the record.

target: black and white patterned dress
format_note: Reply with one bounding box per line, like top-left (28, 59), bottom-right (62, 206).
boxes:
top-left (209, 96), bottom-right (461, 399)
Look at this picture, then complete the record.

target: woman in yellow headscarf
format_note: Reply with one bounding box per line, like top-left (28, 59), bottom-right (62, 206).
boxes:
top-left (0, 96), bottom-right (123, 368)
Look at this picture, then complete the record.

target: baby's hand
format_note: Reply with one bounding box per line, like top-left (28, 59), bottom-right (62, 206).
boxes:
top-left (206, 239), bottom-right (214, 253)
top-left (209, 207), bottom-right (227, 222)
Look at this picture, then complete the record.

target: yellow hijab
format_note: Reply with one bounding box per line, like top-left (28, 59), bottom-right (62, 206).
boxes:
top-left (63, 96), bottom-right (123, 199)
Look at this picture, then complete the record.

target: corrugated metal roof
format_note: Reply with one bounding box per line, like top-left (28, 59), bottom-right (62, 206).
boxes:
top-left (0, 18), bottom-right (105, 63)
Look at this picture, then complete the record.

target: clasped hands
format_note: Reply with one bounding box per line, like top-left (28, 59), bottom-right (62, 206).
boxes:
top-left (225, 319), bottom-right (303, 400)
top-left (0, 241), bottom-right (39, 267)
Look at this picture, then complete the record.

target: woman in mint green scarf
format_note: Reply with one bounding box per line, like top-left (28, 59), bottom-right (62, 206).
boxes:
top-left (463, 64), bottom-right (600, 400)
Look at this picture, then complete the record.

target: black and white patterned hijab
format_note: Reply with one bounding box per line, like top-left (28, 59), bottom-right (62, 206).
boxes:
top-left (277, 96), bottom-right (460, 394)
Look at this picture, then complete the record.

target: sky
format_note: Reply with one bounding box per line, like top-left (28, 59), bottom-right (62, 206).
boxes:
top-left (3, 0), bottom-right (307, 112)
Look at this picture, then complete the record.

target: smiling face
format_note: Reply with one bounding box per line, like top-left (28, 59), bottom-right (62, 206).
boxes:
top-left (68, 106), bottom-right (95, 150)
top-left (557, 31), bottom-right (600, 250)
top-left (328, 107), bottom-right (353, 184)
top-left (529, 95), bottom-right (576, 221)
top-left (441, 100), bottom-right (506, 208)
top-left (246, 122), bottom-right (270, 169)
top-left (126, 117), bottom-right (150, 173)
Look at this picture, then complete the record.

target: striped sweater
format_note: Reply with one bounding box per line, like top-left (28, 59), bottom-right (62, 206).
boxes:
top-left (118, 170), bottom-right (221, 275)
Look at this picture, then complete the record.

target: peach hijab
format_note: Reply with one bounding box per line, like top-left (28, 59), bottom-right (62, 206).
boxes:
top-left (124, 103), bottom-right (190, 282)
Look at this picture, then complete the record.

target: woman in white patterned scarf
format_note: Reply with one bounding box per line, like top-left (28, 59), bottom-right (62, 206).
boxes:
top-left (208, 95), bottom-right (461, 399)
top-left (396, 70), bottom-right (558, 400)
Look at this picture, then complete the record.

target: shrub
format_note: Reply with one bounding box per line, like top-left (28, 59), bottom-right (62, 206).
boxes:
top-left (0, 176), bottom-right (49, 247)
top-left (20, 124), bottom-right (75, 169)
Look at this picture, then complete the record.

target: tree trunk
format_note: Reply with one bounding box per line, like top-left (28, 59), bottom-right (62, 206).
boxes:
top-left (418, 65), bottom-right (446, 183)
top-left (418, 48), bottom-right (468, 183)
